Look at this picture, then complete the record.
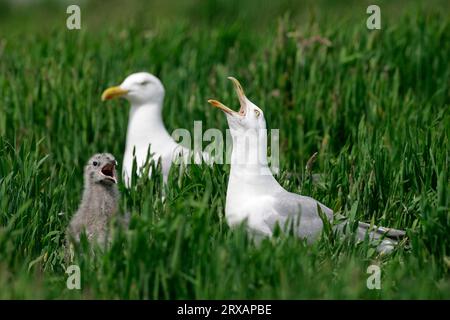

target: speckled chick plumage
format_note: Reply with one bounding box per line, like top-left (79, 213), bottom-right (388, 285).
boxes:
top-left (67, 153), bottom-right (120, 246)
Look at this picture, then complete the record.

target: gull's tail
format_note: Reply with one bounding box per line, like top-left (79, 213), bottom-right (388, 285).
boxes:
top-left (356, 221), bottom-right (406, 254)
top-left (334, 218), bottom-right (407, 254)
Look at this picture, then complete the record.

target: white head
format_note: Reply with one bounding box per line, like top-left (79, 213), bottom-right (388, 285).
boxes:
top-left (208, 77), bottom-right (270, 170)
top-left (208, 77), bottom-right (266, 137)
top-left (101, 72), bottom-right (165, 106)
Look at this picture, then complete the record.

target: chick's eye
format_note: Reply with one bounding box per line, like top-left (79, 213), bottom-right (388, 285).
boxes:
top-left (254, 110), bottom-right (260, 117)
top-left (93, 161), bottom-right (99, 166)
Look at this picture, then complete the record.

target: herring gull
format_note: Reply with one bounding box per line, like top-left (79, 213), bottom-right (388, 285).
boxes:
top-left (102, 72), bottom-right (208, 187)
top-left (208, 77), bottom-right (406, 253)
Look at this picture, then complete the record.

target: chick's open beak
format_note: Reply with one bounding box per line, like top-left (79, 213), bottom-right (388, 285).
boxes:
top-left (101, 86), bottom-right (129, 101)
top-left (208, 76), bottom-right (247, 116)
top-left (101, 163), bottom-right (117, 183)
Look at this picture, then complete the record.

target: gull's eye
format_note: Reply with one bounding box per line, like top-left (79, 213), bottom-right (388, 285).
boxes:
top-left (140, 80), bottom-right (150, 86)
top-left (93, 161), bottom-right (99, 166)
top-left (254, 110), bottom-right (260, 117)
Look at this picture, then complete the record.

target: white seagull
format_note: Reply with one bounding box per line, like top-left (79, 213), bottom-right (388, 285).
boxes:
top-left (102, 72), bottom-right (207, 187)
top-left (208, 77), bottom-right (406, 253)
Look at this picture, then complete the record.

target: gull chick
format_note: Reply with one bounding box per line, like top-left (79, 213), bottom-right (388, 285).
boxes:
top-left (102, 72), bottom-right (208, 187)
top-left (208, 77), bottom-right (406, 254)
top-left (67, 153), bottom-right (120, 245)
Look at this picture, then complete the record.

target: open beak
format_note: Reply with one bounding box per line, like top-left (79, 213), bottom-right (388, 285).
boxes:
top-left (101, 86), bottom-right (129, 101)
top-left (101, 162), bottom-right (117, 184)
top-left (207, 99), bottom-right (235, 114)
top-left (208, 76), bottom-right (247, 116)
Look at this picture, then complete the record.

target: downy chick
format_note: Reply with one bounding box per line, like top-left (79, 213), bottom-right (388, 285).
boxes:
top-left (67, 153), bottom-right (121, 246)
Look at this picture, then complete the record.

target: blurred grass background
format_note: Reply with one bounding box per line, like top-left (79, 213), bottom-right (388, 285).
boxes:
top-left (0, 0), bottom-right (449, 299)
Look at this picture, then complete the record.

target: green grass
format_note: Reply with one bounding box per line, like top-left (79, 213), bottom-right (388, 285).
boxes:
top-left (0, 0), bottom-right (449, 299)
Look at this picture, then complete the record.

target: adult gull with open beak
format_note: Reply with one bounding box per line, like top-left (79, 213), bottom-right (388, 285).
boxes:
top-left (208, 77), bottom-right (406, 253)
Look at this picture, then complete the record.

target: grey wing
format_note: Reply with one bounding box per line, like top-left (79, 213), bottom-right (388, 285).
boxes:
top-left (270, 191), bottom-right (334, 241)
top-left (272, 191), bottom-right (333, 220)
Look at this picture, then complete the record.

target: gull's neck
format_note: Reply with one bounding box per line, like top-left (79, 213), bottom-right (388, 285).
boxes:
top-left (229, 128), bottom-right (281, 190)
top-left (125, 101), bottom-right (173, 152)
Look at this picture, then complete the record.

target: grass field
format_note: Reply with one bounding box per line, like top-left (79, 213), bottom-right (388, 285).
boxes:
top-left (0, 0), bottom-right (449, 299)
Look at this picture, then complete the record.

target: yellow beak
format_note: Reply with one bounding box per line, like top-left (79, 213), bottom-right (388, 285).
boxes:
top-left (208, 76), bottom-right (247, 115)
top-left (101, 86), bottom-right (129, 101)
top-left (207, 99), bottom-right (235, 115)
